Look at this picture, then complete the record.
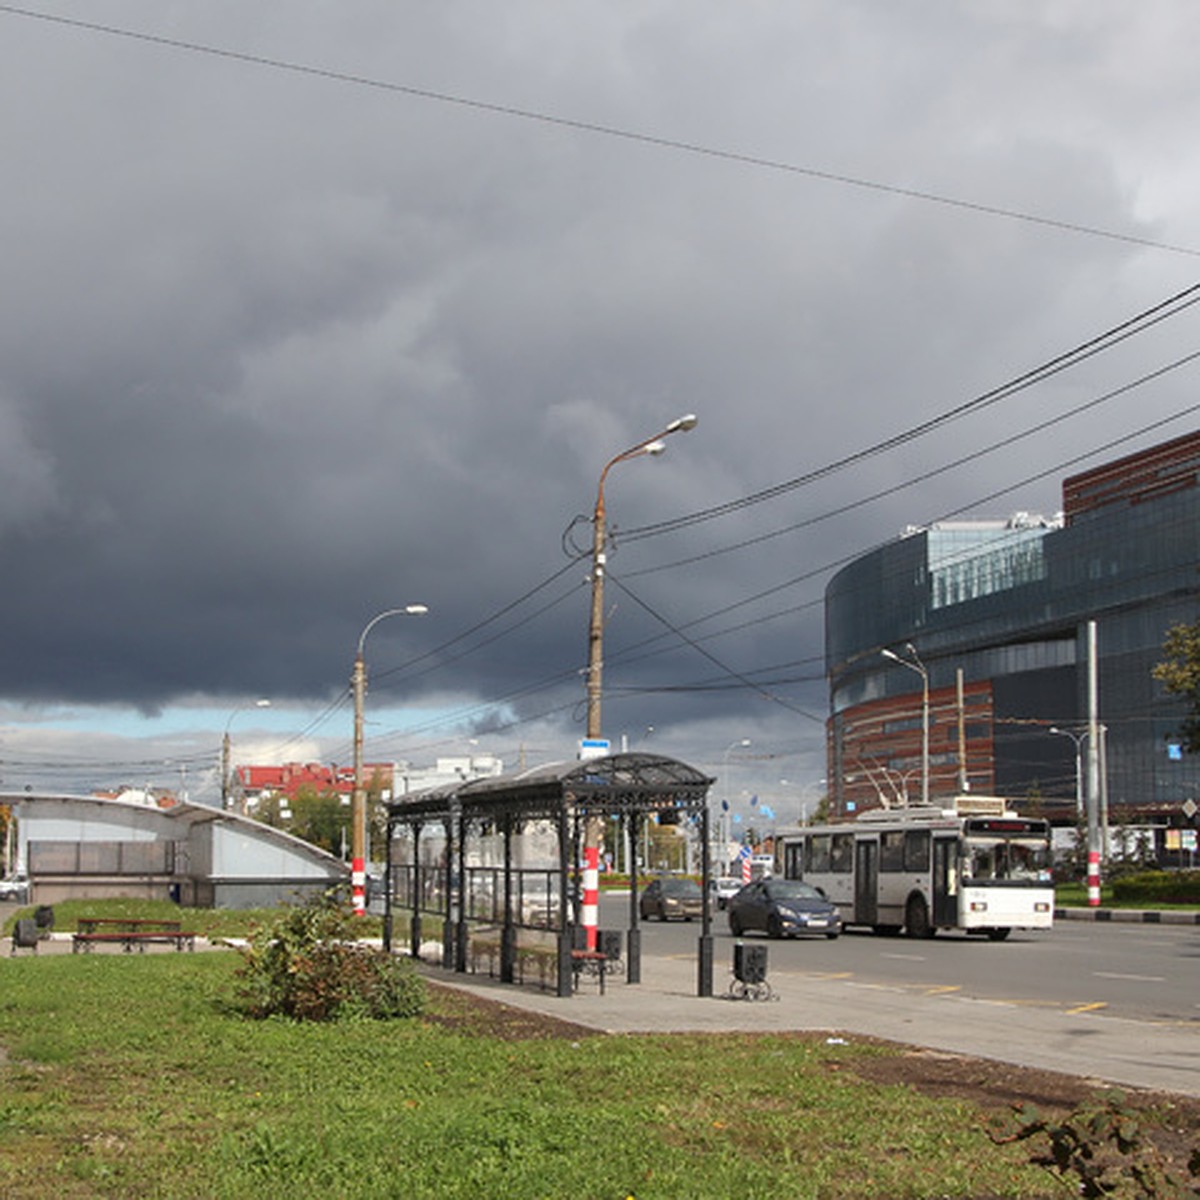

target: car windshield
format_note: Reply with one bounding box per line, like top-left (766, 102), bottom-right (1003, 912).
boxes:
top-left (764, 880), bottom-right (824, 902)
top-left (659, 878), bottom-right (702, 898)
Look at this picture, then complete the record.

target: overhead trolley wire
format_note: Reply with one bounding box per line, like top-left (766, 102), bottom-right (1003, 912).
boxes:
top-left (619, 281), bottom-right (1200, 543)
top-left (626, 341), bottom-right (1200, 578)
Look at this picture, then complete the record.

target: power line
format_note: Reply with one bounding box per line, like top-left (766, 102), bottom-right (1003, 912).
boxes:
top-left (620, 281), bottom-right (1200, 542)
top-left (2, 5), bottom-right (1199, 260)
top-left (625, 347), bottom-right (1200, 578)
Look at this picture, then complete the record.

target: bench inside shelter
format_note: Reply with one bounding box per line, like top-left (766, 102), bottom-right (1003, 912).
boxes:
top-left (570, 927), bottom-right (622, 993)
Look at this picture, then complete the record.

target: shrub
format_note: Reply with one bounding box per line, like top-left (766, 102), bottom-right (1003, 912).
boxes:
top-left (1111, 869), bottom-right (1200, 906)
top-left (990, 1090), bottom-right (1200, 1198)
top-left (233, 890), bottom-right (425, 1021)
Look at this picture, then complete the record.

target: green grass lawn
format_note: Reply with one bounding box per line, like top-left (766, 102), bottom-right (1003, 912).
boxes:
top-left (0, 952), bottom-right (1065, 1199)
top-left (1054, 881), bottom-right (1199, 909)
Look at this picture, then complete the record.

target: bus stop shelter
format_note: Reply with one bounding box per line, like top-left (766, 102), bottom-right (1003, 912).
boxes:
top-left (384, 752), bottom-right (716, 998)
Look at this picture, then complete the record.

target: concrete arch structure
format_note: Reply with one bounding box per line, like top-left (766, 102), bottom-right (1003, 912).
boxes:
top-left (4, 792), bottom-right (347, 909)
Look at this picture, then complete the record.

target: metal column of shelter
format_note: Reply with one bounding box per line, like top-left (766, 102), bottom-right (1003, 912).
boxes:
top-left (384, 753), bottom-right (715, 1000)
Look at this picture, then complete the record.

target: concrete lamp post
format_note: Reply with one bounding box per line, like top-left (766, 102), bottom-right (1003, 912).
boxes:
top-left (583, 413), bottom-right (697, 949)
top-left (352, 604), bottom-right (428, 915)
top-left (221, 699), bottom-right (271, 811)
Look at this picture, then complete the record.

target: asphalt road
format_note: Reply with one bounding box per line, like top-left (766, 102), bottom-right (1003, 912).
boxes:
top-left (619, 899), bottom-right (1200, 1026)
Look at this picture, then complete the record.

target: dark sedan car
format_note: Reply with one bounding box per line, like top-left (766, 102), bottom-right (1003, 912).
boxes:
top-left (639, 877), bottom-right (704, 922)
top-left (727, 878), bottom-right (842, 939)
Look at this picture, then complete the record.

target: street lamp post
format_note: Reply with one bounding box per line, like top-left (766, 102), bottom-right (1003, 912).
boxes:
top-left (581, 414), bottom-right (697, 951)
top-left (882, 643), bottom-right (929, 806)
top-left (221, 699), bottom-right (271, 811)
top-left (353, 605), bottom-right (428, 916)
top-left (721, 738), bottom-right (751, 872)
top-left (585, 414), bottom-right (697, 739)
top-left (1049, 726), bottom-right (1086, 818)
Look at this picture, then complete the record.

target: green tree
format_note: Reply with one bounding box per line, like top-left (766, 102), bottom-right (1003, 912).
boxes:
top-left (289, 785), bottom-right (349, 855)
top-left (1152, 621), bottom-right (1200, 752)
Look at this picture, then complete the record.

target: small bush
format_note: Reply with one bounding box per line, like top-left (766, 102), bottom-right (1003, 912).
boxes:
top-left (991, 1089), bottom-right (1200, 1198)
top-left (233, 891), bottom-right (425, 1021)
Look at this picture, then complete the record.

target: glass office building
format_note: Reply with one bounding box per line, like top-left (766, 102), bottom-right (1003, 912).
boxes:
top-left (825, 431), bottom-right (1200, 821)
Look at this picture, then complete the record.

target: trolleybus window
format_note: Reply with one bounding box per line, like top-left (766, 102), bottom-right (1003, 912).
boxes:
top-left (904, 830), bottom-right (931, 872)
top-left (807, 835), bottom-right (832, 873)
top-left (880, 830), bottom-right (905, 872)
top-left (964, 837), bottom-right (1051, 882)
top-left (830, 833), bottom-right (853, 873)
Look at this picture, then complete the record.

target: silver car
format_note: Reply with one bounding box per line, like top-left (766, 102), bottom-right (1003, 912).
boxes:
top-left (0, 875), bottom-right (30, 903)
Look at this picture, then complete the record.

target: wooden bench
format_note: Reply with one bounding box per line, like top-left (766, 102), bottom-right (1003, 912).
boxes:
top-left (72, 918), bottom-right (195, 954)
top-left (570, 948), bottom-right (610, 993)
top-left (72, 930), bottom-right (196, 953)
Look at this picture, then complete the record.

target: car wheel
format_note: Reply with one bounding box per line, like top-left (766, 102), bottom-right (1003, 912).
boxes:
top-left (825, 931), bottom-right (840, 940)
top-left (729, 913), bottom-right (743, 937)
top-left (905, 895), bottom-right (935, 939)
top-left (767, 914), bottom-right (783, 940)
top-left (986, 927), bottom-right (1011, 942)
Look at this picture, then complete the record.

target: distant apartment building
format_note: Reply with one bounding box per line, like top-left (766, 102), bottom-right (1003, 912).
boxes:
top-left (825, 430), bottom-right (1200, 824)
top-left (235, 754), bottom-right (504, 811)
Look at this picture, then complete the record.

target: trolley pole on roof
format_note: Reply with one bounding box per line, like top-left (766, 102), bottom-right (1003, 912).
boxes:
top-left (881, 644), bottom-right (930, 806)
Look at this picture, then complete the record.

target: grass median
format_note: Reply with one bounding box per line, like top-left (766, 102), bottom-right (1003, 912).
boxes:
top-left (0, 949), bottom-right (1092, 1199)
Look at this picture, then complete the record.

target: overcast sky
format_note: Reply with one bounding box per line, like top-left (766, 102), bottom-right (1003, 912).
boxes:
top-left (3, 2), bottom-right (1200, 815)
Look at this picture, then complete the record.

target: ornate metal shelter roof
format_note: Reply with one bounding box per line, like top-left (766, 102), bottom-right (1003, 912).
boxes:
top-left (389, 752), bottom-right (714, 824)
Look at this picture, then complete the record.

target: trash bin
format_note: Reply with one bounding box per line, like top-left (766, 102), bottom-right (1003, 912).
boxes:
top-left (11, 918), bottom-right (40, 956)
top-left (733, 942), bottom-right (767, 984)
top-left (597, 929), bottom-right (622, 962)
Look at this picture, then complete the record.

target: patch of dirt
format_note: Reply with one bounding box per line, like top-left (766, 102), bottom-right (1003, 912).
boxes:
top-left (422, 982), bottom-right (599, 1041)
top-left (845, 1041), bottom-right (1200, 1185)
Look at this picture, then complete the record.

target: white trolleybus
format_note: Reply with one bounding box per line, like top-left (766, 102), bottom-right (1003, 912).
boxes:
top-left (777, 796), bottom-right (1054, 940)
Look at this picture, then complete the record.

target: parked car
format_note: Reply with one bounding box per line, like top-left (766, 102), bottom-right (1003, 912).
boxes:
top-left (0, 874), bottom-right (29, 903)
top-left (727, 878), bottom-right (842, 939)
top-left (639, 877), bottom-right (703, 922)
top-left (709, 876), bottom-right (744, 910)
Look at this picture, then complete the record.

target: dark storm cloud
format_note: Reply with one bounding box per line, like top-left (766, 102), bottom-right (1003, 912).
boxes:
top-left (2, 1), bottom-right (1200, 796)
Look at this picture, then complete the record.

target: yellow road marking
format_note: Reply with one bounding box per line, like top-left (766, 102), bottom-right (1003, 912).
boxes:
top-left (1066, 1001), bottom-right (1109, 1014)
top-left (924, 985), bottom-right (962, 995)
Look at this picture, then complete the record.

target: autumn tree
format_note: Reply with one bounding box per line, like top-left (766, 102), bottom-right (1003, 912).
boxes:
top-left (1152, 620), bottom-right (1200, 752)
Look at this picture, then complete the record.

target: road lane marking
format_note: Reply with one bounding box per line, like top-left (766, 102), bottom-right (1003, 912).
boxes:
top-left (1066, 1001), bottom-right (1109, 1014)
top-left (924, 985), bottom-right (962, 995)
top-left (1093, 971), bottom-right (1165, 982)
top-left (880, 953), bottom-right (927, 961)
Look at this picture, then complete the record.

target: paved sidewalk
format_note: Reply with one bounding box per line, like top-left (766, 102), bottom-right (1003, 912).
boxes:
top-left (418, 939), bottom-right (1200, 1099)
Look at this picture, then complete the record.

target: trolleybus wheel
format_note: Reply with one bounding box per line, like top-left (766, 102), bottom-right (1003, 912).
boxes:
top-left (905, 895), bottom-right (934, 939)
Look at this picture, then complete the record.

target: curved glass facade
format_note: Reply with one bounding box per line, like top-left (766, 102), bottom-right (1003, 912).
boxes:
top-left (825, 435), bottom-right (1200, 819)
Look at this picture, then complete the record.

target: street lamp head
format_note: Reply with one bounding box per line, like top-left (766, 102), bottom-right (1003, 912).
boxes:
top-left (881, 647), bottom-right (900, 663)
top-left (403, 604), bottom-right (429, 615)
top-left (644, 440), bottom-right (667, 457)
top-left (666, 413), bottom-right (699, 433)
